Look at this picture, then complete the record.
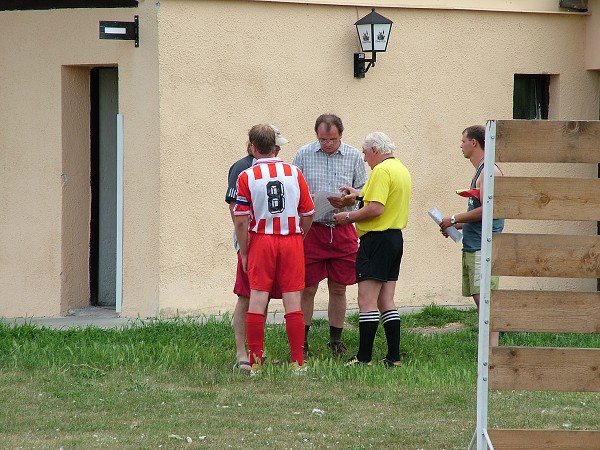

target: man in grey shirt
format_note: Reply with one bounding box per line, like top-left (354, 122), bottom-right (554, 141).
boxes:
top-left (293, 114), bottom-right (368, 357)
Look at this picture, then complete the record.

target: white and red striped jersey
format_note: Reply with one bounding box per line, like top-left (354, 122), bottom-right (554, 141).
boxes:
top-left (234, 157), bottom-right (315, 235)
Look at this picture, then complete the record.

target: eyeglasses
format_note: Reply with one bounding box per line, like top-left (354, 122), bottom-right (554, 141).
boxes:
top-left (318, 138), bottom-right (340, 145)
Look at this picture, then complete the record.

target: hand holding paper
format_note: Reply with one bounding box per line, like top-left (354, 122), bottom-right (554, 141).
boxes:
top-left (329, 186), bottom-right (360, 209)
top-left (428, 207), bottom-right (462, 244)
top-left (313, 191), bottom-right (342, 221)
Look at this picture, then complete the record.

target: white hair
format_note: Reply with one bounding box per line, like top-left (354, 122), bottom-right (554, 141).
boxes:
top-left (363, 131), bottom-right (396, 155)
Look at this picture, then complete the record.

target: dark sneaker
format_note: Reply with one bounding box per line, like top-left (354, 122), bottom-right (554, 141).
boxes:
top-left (381, 357), bottom-right (402, 368)
top-left (344, 356), bottom-right (373, 367)
top-left (327, 340), bottom-right (347, 357)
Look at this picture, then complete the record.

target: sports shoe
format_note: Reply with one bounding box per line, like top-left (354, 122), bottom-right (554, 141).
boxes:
top-left (327, 340), bottom-right (347, 357)
top-left (381, 357), bottom-right (402, 368)
top-left (249, 363), bottom-right (262, 377)
top-left (344, 356), bottom-right (373, 367)
top-left (291, 361), bottom-right (308, 375)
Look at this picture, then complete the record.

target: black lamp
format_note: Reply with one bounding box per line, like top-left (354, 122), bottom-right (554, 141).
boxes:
top-left (354, 9), bottom-right (393, 78)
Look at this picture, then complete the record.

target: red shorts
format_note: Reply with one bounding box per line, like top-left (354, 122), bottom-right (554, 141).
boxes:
top-left (303, 223), bottom-right (358, 287)
top-left (234, 253), bottom-right (282, 299)
top-left (247, 233), bottom-right (305, 293)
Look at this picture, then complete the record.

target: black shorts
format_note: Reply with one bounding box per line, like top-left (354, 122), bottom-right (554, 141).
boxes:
top-left (356, 229), bottom-right (404, 282)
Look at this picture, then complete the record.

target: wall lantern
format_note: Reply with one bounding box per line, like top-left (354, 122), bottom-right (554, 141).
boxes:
top-left (354, 9), bottom-right (393, 78)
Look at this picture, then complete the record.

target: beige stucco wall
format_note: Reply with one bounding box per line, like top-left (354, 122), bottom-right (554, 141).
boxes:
top-left (250, 0), bottom-right (577, 13)
top-left (586, 0), bottom-right (600, 69)
top-left (61, 66), bottom-right (92, 313)
top-left (156, 0), bottom-right (599, 316)
top-left (1, 0), bottom-right (599, 318)
top-left (0, 3), bottom-right (161, 317)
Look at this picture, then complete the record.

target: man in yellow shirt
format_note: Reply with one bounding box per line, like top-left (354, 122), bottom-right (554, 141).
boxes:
top-left (333, 131), bottom-right (411, 366)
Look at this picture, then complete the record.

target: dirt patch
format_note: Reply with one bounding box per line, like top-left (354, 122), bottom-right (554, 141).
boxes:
top-left (409, 322), bottom-right (466, 335)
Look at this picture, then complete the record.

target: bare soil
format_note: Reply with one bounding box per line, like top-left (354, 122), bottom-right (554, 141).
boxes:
top-left (409, 322), bottom-right (466, 335)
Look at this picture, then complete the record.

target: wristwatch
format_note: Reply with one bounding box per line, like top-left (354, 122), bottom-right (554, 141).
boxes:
top-left (450, 215), bottom-right (456, 225)
top-left (345, 212), bottom-right (352, 224)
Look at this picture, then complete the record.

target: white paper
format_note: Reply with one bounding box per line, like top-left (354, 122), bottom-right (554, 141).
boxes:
top-left (312, 191), bottom-right (342, 221)
top-left (428, 207), bottom-right (462, 244)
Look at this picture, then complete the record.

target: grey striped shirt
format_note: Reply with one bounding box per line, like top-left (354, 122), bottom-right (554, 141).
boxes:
top-left (292, 140), bottom-right (368, 223)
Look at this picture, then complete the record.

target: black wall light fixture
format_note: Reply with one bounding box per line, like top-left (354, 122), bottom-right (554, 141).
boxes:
top-left (354, 9), bottom-right (393, 78)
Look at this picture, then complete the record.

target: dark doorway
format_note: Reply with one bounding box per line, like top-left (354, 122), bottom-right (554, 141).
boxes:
top-left (90, 67), bottom-right (119, 307)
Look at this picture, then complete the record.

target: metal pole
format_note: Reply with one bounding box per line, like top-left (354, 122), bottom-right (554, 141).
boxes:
top-left (115, 114), bottom-right (124, 314)
top-left (475, 119), bottom-right (497, 450)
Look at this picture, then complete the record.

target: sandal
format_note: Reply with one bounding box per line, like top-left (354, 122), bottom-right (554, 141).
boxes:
top-left (233, 360), bottom-right (252, 372)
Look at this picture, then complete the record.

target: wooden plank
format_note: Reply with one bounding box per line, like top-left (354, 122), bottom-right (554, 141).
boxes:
top-left (491, 290), bottom-right (600, 333)
top-left (489, 347), bottom-right (600, 392)
top-left (495, 120), bottom-right (600, 163)
top-left (492, 234), bottom-right (600, 278)
top-left (494, 177), bottom-right (600, 221)
top-left (488, 429), bottom-right (600, 450)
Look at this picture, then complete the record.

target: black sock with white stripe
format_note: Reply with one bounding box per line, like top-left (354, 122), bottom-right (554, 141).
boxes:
top-left (381, 309), bottom-right (401, 362)
top-left (356, 310), bottom-right (379, 362)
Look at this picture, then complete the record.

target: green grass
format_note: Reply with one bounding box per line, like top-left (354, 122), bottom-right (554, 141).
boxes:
top-left (0, 305), bottom-right (598, 449)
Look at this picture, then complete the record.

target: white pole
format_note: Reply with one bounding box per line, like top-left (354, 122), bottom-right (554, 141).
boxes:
top-left (475, 119), bottom-right (497, 450)
top-left (115, 114), bottom-right (124, 314)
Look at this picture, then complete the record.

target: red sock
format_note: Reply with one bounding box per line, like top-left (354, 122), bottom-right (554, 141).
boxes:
top-left (284, 310), bottom-right (305, 365)
top-left (246, 312), bottom-right (265, 365)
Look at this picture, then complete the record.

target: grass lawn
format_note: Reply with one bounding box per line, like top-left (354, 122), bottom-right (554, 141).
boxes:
top-left (0, 305), bottom-right (598, 449)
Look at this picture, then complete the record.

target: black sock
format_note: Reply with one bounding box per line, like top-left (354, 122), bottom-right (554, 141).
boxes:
top-left (329, 325), bottom-right (343, 343)
top-left (381, 309), bottom-right (401, 361)
top-left (356, 311), bottom-right (379, 362)
top-left (304, 325), bottom-right (311, 346)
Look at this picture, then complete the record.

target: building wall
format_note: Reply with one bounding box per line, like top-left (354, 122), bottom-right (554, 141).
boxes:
top-left (0, 3), bottom-right (161, 317)
top-left (1, 0), bottom-right (598, 318)
top-left (157, 0), bottom-right (599, 316)
top-left (250, 0), bottom-right (576, 13)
